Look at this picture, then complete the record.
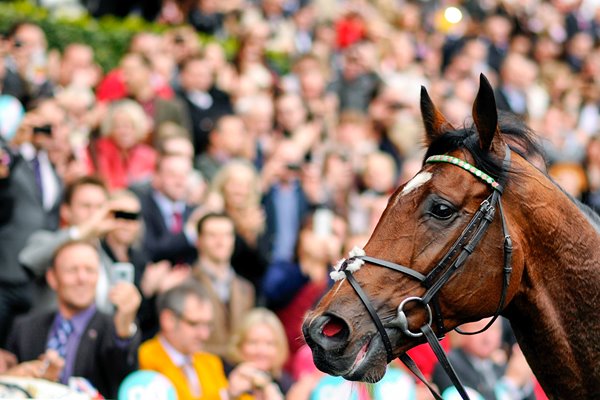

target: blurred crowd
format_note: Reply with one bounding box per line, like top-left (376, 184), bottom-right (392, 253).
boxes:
top-left (1, 0), bottom-right (598, 398)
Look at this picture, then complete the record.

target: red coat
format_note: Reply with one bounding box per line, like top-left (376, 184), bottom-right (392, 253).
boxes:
top-left (86, 137), bottom-right (157, 190)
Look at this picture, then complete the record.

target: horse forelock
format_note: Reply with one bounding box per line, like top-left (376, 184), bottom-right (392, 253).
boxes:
top-left (423, 112), bottom-right (544, 183)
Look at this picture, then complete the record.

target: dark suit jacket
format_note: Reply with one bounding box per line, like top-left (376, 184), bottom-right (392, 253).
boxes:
top-left (6, 309), bottom-right (140, 399)
top-left (136, 187), bottom-right (197, 265)
top-left (431, 348), bottom-right (535, 400)
top-left (262, 180), bottom-right (311, 262)
top-left (176, 87), bottom-right (233, 155)
top-left (0, 152), bottom-right (60, 285)
top-left (494, 87), bottom-right (527, 118)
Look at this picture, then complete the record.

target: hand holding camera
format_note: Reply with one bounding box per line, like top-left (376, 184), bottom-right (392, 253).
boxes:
top-left (228, 363), bottom-right (283, 400)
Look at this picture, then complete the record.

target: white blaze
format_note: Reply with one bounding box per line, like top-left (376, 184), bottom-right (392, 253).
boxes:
top-left (401, 172), bottom-right (432, 196)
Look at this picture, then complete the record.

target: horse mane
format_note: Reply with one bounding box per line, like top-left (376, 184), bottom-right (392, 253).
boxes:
top-left (423, 111), bottom-right (600, 233)
top-left (423, 111), bottom-right (542, 183)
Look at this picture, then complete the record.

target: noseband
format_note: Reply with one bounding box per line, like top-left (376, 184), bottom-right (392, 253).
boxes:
top-left (334, 149), bottom-right (513, 400)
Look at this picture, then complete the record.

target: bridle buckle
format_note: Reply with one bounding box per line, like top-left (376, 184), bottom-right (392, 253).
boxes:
top-left (396, 296), bottom-right (433, 338)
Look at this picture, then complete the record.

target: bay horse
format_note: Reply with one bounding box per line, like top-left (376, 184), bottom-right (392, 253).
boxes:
top-left (302, 74), bottom-right (600, 399)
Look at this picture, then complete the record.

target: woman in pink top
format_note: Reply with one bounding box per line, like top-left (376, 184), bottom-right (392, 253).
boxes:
top-left (87, 100), bottom-right (157, 190)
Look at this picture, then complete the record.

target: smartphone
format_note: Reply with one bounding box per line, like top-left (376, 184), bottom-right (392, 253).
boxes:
top-left (110, 262), bottom-right (135, 285)
top-left (313, 208), bottom-right (333, 237)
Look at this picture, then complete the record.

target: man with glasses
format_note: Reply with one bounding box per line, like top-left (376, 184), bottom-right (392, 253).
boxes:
top-left (138, 279), bottom-right (229, 400)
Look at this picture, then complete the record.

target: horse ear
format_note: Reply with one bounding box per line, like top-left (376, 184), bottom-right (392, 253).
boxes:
top-left (473, 74), bottom-right (501, 152)
top-left (421, 86), bottom-right (454, 146)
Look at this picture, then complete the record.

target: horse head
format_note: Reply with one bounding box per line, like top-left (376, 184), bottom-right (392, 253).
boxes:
top-left (302, 74), bottom-right (531, 383)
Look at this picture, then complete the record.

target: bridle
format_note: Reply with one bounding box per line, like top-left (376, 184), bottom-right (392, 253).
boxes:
top-left (335, 148), bottom-right (513, 400)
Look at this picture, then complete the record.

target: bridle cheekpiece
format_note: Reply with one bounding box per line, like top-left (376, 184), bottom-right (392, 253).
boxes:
top-left (329, 148), bottom-right (513, 400)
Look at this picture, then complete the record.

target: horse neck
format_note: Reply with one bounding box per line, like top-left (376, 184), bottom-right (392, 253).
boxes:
top-left (504, 167), bottom-right (600, 399)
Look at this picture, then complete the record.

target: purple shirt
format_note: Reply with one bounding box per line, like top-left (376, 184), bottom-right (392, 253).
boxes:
top-left (47, 305), bottom-right (96, 384)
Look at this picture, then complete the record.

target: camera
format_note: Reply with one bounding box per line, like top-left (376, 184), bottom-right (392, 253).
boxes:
top-left (113, 210), bottom-right (140, 221)
top-left (32, 125), bottom-right (52, 136)
top-left (286, 163), bottom-right (302, 171)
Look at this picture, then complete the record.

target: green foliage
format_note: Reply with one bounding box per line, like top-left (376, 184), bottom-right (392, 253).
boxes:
top-left (0, 1), bottom-right (167, 71)
top-left (0, 1), bottom-right (290, 75)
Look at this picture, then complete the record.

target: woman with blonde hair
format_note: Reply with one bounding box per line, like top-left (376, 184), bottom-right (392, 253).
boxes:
top-left (205, 159), bottom-right (268, 288)
top-left (85, 99), bottom-right (157, 190)
top-left (226, 308), bottom-right (292, 400)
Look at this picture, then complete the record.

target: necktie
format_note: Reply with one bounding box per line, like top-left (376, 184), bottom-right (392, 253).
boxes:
top-left (47, 319), bottom-right (74, 383)
top-left (47, 318), bottom-right (73, 359)
top-left (172, 211), bottom-right (183, 233)
top-left (181, 357), bottom-right (201, 397)
top-left (31, 154), bottom-right (44, 199)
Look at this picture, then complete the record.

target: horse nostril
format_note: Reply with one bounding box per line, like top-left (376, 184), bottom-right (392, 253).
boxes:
top-left (322, 316), bottom-right (345, 338)
top-left (306, 314), bottom-right (350, 352)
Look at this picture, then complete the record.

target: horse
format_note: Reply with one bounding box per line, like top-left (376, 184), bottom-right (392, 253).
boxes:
top-left (302, 74), bottom-right (600, 399)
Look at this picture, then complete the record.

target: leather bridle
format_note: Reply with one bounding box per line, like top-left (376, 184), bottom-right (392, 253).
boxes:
top-left (336, 148), bottom-right (513, 400)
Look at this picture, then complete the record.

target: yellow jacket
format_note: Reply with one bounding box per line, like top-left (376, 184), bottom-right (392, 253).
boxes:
top-left (139, 337), bottom-right (229, 400)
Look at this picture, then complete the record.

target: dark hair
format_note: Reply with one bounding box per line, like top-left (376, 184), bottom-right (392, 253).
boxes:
top-left (156, 279), bottom-right (211, 316)
top-left (123, 52), bottom-right (153, 71)
top-left (62, 176), bottom-right (108, 205)
top-left (6, 21), bottom-right (41, 40)
top-left (196, 212), bottom-right (232, 235)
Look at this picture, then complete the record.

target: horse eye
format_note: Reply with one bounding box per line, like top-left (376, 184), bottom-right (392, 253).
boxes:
top-left (430, 203), bottom-right (455, 220)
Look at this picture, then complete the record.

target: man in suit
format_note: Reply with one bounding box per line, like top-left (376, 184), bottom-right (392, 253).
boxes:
top-left (6, 240), bottom-right (141, 399)
top-left (262, 139), bottom-right (312, 263)
top-left (138, 153), bottom-right (198, 265)
top-left (138, 280), bottom-right (229, 400)
top-left (432, 318), bottom-right (536, 400)
top-left (176, 56), bottom-right (233, 156)
top-left (192, 213), bottom-right (255, 358)
top-left (0, 100), bottom-right (63, 346)
top-left (19, 176), bottom-right (119, 313)
top-left (139, 280), bottom-right (269, 400)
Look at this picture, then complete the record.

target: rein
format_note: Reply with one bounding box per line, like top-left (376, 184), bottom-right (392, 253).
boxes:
top-left (334, 149), bottom-right (513, 400)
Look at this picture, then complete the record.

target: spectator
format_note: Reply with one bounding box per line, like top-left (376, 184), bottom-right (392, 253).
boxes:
top-left (262, 210), bottom-right (346, 362)
top-left (261, 139), bottom-right (312, 263)
top-left (188, 0), bottom-right (225, 36)
top-left (330, 41), bottom-right (380, 112)
top-left (191, 212), bottom-right (255, 358)
top-left (225, 307), bottom-right (291, 397)
top-left (432, 318), bottom-right (536, 400)
top-left (0, 101), bottom-right (65, 346)
top-left (55, 43), bottom-right (101, 90)
top-left (86, 99), bottom-right (157, 190)
top-left (195, 114), bottom-right (249, 182)
top-left (273, 92), bottom-right (309, 139)
top-left (6, 240), bottom-right (141, 399)
top-left (18, 176), bottom-right (116, 313)
top-left (138, 279), bottom-right (230, 400)
top-left (176, 55), bottom-right (234, 156)
top-left (235, 92), bottom-right (278, 169)
top-left (494, 53), bottom-right (537, 119)
top-left (3, 21), bottom-right (54, 109)
top-left (138, 154), bottom-right (198, 265)
top-left (205, 159), bottom-right (268, 289)
top-left (95, 33), bottom-right (175, 102)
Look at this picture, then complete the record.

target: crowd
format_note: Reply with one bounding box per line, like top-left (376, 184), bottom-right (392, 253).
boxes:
top-left (1, 0), bottom-right (598, 398)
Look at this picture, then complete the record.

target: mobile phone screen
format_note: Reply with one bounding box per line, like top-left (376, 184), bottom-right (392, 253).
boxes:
top-left (110, 262), bottom-right (135, 285)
